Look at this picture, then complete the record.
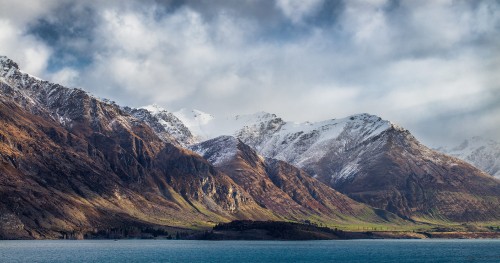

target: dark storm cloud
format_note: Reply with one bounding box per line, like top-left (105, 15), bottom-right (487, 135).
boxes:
top-left (1, 0), bottom-right (499, 146)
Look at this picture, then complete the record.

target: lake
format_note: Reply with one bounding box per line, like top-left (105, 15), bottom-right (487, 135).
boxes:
top-left (0, 239), bottom-right (499, 262)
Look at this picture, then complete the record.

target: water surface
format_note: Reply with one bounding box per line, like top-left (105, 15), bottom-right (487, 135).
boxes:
top-left (0, 239), bottom-right (499, 262)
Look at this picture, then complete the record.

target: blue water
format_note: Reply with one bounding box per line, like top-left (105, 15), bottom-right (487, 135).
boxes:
top-left (0, 239), bottom-right (499, 263)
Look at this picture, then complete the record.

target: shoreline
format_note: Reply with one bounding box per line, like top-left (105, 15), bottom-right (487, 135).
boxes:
top-left (2, 220), bottom-right (499, 240)
top-left (185, 221), bottom-right (500, 240)
top-left (1, 232), bottom-right (499, 241)
top-left (188, 230), bottom-right (500, 241)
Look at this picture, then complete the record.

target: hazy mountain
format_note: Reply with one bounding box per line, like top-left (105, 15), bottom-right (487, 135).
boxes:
top-left (437, 137), bottom-right (500, 179)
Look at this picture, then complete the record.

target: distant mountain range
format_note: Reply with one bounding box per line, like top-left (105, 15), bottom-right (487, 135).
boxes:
top-left (0, 55), bottom-right (499, 239)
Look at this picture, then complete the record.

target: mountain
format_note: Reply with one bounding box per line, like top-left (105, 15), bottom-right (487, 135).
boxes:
top-left (154, 108), bottom-right (499, 222)
top-left (190, 136), bottom-right (402, 226)
top-left (2, 55), bottom-right (498, 239)
top-left (230, 113), bottom-right (500, 222)
top-left (437, 137), bottom-right (500, 179)
top-left (0, 56), bottom-right (274, 239)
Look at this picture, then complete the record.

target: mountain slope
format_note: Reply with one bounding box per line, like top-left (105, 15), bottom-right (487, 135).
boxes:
top-left (329, 126), bottom-right (500, 222)
top-left (191, 136), bottom-right (403, 226)
top-left (0, 56), bottom-right (272, 238)
top-left (437, 137), bottom-right (500, 179)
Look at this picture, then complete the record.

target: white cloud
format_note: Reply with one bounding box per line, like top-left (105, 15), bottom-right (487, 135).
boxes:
top-left (0, 0), bottom-right (60, 27)
top-left (341, 2), bottom-right (391, 56)
top-left (0, 19), bottom-right (51, 77)
top-left (276, 0), bottom-right (323, 24)
top-left (50, 67), bottom-right (79, 87)
top-left (1, 0), bottom-right (499, 145)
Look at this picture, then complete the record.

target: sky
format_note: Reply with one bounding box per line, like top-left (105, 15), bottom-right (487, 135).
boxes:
top-left (0, 0), bottom-right (499, 146)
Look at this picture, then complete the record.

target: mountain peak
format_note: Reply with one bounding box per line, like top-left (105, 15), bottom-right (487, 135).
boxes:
top-left (128, 105), bottom-right (196, 147)
top-left (235, 111), bottom-right (279, 122)
top-left (141, 104), bottom-right (167, 114)
top-left (175, 108), bottom-right (215, 125)
top-left (0, 56), bottom-right (19, 70)
top-left (346, 112), bottom-right (380, 120)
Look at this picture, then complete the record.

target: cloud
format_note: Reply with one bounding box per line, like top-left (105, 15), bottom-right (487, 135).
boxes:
top-left (0, 0), bottom-right (61, 27)
top-left (1, 0), bottom-right (499, 146)
top-left (275, 0), bottom-right (324, 24)
top-left (50, 67), bottom-right (79, 87)
top-left (0, 19), bottom-right (51, 76)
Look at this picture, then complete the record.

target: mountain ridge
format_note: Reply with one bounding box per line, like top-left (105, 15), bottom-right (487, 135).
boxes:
top-left (1, 55), bottom-right (499, 239)
top-left (0, 55), bottom-right (415, 239)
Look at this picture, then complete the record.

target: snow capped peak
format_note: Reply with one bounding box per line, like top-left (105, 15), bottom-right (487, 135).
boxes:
top-left (231, 112), bottom-right (398, 181)
top-left (234, 111), bottom-right (279, 122)
top-left (0, 56), bottom-right (19, 70)
top-left (438, 136), bottom-right (500, 178)
top-left (174, 108), bottom-right (215, 127)
top-left (141, 104), bottom-right (167, 114)
top-left (175, 108), bottom-right (214, 123)
top-left (346, 112), bottom-right (380, 121)
top-left (128, 104), bottom-right (196, 146)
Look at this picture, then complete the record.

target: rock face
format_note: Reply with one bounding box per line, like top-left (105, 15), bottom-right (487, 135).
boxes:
top-left (437, 137), bottom-right (500, 179)
top-left (231, 113), bottom-right (500, 222)
top-left (191, 136), bottom-right (401, 225)
top-left (0, 56), bottom-right (270, 239)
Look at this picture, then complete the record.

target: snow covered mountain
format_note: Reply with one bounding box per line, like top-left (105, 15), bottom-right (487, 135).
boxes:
top-left (226, 112), bottom-right (500, 220)
top-left (161, 109), bottom-right (395, 184)
top-left (437, 137), bottom-right (500, 179)
top-left (141, 104), bottom-right (500, 187)
top-left (123, 104), bottom-right (196, 147)
top-left (234, 113), bottom-right (393, 181)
